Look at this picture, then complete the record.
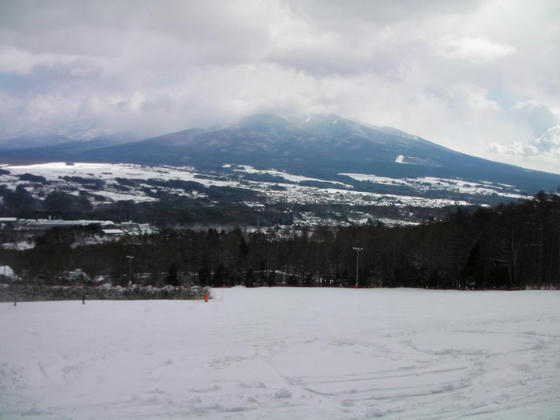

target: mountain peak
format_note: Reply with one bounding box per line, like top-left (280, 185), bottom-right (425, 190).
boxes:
top-left (236, 113), bottom-right (291, 131)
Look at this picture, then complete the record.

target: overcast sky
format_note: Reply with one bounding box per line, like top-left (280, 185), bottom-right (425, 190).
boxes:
top-left (1, 0), bottom-right (559, 173)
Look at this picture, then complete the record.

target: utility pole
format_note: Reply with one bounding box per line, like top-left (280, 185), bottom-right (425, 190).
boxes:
top-left (126, 255), bottom-right (135, 286)
top-left (352, 247), bottom-right (363, 288)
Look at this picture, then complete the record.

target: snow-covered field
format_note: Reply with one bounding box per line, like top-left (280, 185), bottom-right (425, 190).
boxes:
top-left (340, 173), bottom-right (527, 200)
top-left (0, 162), bottom-right (483, 210)
top-left (1, 288), bottom-right (560, 419)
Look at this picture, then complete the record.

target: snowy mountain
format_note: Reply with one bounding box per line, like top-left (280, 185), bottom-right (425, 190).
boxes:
top-left (1, 114), bottom-right (559, 226)
top-left (13, 113), bottom-right (553, 194)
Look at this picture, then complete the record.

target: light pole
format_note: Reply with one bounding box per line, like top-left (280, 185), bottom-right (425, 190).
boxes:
top-left (352, 247), bottom-right (363, 288)
top-left (126, 255), bottom-right (134, 286)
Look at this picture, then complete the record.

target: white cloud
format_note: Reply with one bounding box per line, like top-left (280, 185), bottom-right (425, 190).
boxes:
top-left (0, 0), bottom-right (558, 174)
top-left (487, 124), bottom-right (560, 174)
top-left (0, 47), bottom-right (86, 75)
top-left (437, 36), bottom-right (515, 62)
top-left (488, 141), bottom-right (539, 157)
top-left (532, 125), bottom-right (560, 154)
top-left (451, 84), bottom-right (500, 113)
top-left (511, 100), bottom-right (558, 136)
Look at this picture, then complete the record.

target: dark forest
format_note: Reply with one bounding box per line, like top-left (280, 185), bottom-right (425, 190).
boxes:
top-left (2, 191), bottom-right (560, 290)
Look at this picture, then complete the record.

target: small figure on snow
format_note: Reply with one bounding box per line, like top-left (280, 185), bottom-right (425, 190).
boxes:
top-left (82, 293), bottom-right (86, 304)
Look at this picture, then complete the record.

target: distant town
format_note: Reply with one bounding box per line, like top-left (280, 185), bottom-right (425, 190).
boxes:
top-left (1, 217), bottom-right (159, 250)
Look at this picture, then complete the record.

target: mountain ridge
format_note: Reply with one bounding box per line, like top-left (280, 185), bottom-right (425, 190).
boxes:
top-left (1, 113), bottom-right (559, 195)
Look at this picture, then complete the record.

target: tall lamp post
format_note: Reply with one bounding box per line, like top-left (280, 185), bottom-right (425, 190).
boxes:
top-left (352, 247), bottom-right (363, 288)
top-left (126, 255), bottom-right (135, 286)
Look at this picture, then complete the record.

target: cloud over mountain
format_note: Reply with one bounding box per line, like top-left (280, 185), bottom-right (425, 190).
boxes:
top-left (0, 0), bottom-right (559, 172)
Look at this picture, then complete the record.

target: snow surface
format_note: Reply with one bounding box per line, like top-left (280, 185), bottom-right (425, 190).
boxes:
top-left (0, 266), bottom-right (15, 278)
top-left (1, 162), bottom-right (476, 211)
top-left (0, 162), bottom-right (241, 204)
top-left (1, 241), bottom-right (35, 251)
top-left (1, 288), bottom-right (560, 419)
top-left (340, 172), bottom-right (528, 200)
top-left (231, 164), bottom-right (351, 188)
top-left (1, 162), bottom-right (239, 190)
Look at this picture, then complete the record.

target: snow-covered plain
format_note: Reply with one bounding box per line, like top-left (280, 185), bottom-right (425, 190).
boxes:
top-left (1, 162), bottom-right (471, 209)
top-left (1, 288), bottom-right (560, 419)
top-left (1, 162), bottom-right (475, 212)
top-left (340, 173), bottom-right (528, 200)
top-left (231, 164), bottom-right (351, 188)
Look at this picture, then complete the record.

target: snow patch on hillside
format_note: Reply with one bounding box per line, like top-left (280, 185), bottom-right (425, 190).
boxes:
top-left (0, 162), bottom-right (243, 204)
top-left (231, 164), bottom-right (351, 188)
top-left (340, 172), bottom-right (528, 199)
top-left (2, 162), bottom-right (236, 189)
top-left (0, 162), bottom-right (473, 211)
top-left (265, 183), bottom-right (470, 207)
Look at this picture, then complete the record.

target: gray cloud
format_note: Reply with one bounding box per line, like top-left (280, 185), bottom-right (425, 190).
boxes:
top-left (531, 125), bottom-right (560, 154)
top-left (282, 0), bottom-right (484, 28)
top-left (488, 124), bottom-right (560, 176)
top-left (0, 0), bottom-right (559, 173)
top-left (511, 101), bottom-right (558, 137)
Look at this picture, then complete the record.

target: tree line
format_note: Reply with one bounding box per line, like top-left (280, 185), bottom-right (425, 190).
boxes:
top-left (2, 191), bottom-right (560, 290)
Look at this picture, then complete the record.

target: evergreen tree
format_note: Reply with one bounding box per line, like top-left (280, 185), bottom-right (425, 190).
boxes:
top-left (245, 268), bottom-right (255, 287)
top-left (165, 262), bottom-right (179, 286)
top-left (198, 263), bottom-right (211, 287)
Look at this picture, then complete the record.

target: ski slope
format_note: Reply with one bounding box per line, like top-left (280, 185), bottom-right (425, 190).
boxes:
top-left (1, 288), bottom-right (560, 419)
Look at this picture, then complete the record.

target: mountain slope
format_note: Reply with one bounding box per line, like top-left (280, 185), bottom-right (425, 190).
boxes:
top-left (82, 113), bottom-right (559, 194)
top-left (2, 113), bottom-right (559, 195)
